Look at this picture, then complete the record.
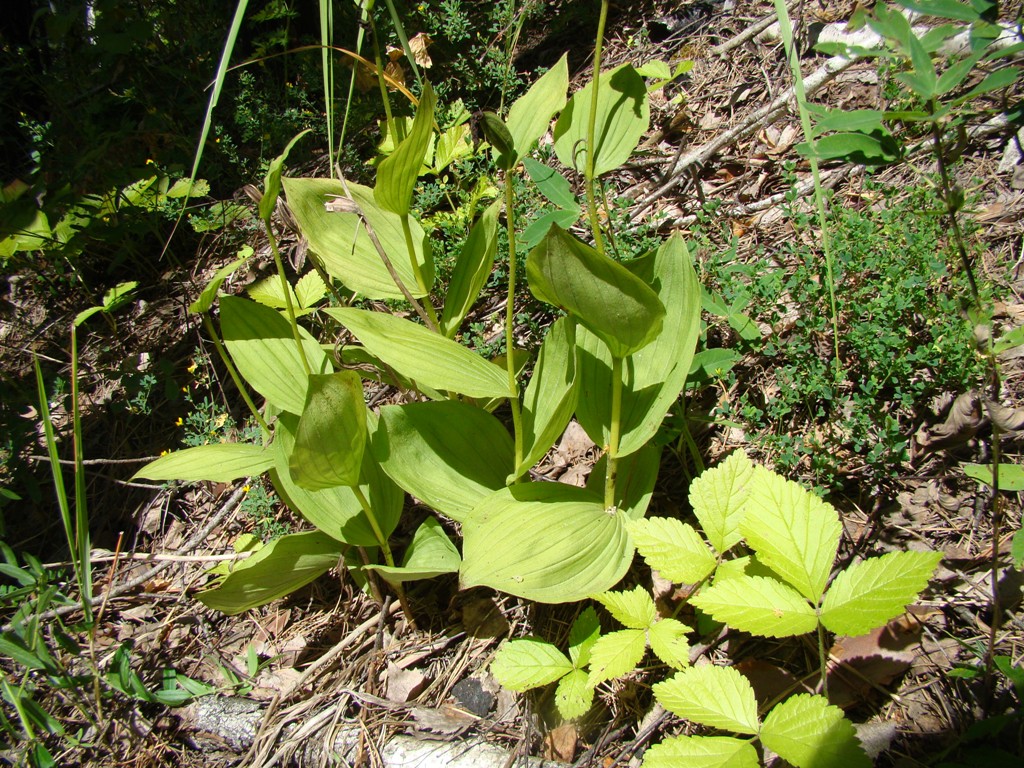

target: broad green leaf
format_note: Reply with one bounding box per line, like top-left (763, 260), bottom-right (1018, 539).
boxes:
top-left (555, 669), bottom-right (593, 720)
top-left (554, 64), bottom-right (650, 177)
top-left (523, 156), bottom-right (578, 211)
top-left (588, 442), bottom-right (661, 519)
top-left (133, 443), bottom-right (273, 483)
top-left (894, 0), bottom-right (982, 22)
top-left (375, 83), bottom-right (436, 215)
top-left (189, 247), bottom-right (252, 314)
top-left (197, 530), bottom-right (343, 615)
top-left (898, 48), bottom-right (937, 99)
top-left (481, 112), bottom-right (516, 169)
top-left (691, 576), bottom-right (819, 638)
top-left (568, 606), bottom-right (601, 668)
top-left (272, 413), bottom-right (400, 546)
top-left (1012, 526), bottom-right (1024, 569)
top-left (575, 235), bottom-right (700, 454)
top-left (325, 308), bottom-right (509, 399)
top-left (594, 585), bottom-right (656, 629)
top-left (643, 736), bottom-right (759, 768)
top-left (740, 466), bottom-right (841, 603)
top-left (365, 517), bottom-right (460, 584)
top-left (804, 132), bottom-right (902, 165)
top-left (491, 638), bottom-right (572, 691)
top-left (506, 54), bottom-right (569, 166)
top-left (690, 450), bottom-right (754, 553)
top-left (461, 483), bottom-right (632, 602)
top-left (760, 694), bottom-right (869, 768)
top-left (819, 550), bottom-right (942, 636)
top-left (289, 371), bottom-right (366, 490)
top-left (440, 200), bottom-right (500, 337)
top-left (951, 66), bottom-right (1019, 106)
top-left (260, 129), bottom-right (311, 221)
top-left (373, 401), bottom-right (513, 521)
top-left (220, 295), bottom-right (330, 414)
top-left (514, 317), bottom-right (579, 480)
top-left (648, 618), bottom-right (691, 670)
top-left (653, 665), bottom-right (759, 735)
top-left (627, 517), bottom-right (716, 584)
top-left (811, 107), bottom-right (888, 134)
top-left (522, 208), bottom-right (582, 249)
top-left (283, 177), bottom-right (431, 299)
top-left (586, 629), bottom-right (647, 686)
top-left (936, 52), bottom-right (984, 95)
top-left (528, 226), bottom-right (665, 359)
top-left (963, 462), bottom-right (1024, 491)
top-left (689, 349), bottom-right (741, 386)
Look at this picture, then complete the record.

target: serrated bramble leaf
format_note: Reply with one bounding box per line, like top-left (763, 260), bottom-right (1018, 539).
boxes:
top-left (713, 555), bottom-right (778, 583)
top-left (740, 466), bottom-right (841, 602)
top-left (586, 629), bottom-right (647, 687)
top-left (691, 576), bottom-right (818, 638)
top-left (594, 586), bottom-right (656, 629)
top-left (648, 618), bottom-right (690, 670)
top-left (760, 694), bottom-right (869, 768)
top-left (491, 639), bottom-right (572, 692)
top-left (689, 450), bottom-right (754, 553)
top-left (555, 669), bottom-right (593, 720)
top-left (653, 665), bottom-right (759, 735)
top-left (569, 606), bottom-right (601, 668)
top-left (642, 736), bottom-right (759, 768)
top-left (628, 517), bottom-right (716, 584)
top-left (820, 550), bottom-right (942, 636)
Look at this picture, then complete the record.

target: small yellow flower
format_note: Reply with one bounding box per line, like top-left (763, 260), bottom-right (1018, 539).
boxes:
top-left (160, 449), bottom-right (169, 456)
top-left (182, 386), bottom-right (188, 393)
top-left (145, 158), bottom-right (155, 165)
top-left (243, 484), bottom-right (251, 493)
top-left (187, 362), bottom-right (198, 374)
top-left (175, 417), bottom-right (183, 426)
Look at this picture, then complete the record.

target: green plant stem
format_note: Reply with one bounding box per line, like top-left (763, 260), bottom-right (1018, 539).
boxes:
top-left (266, 221), bottom-right (311, 376)
top-left (70, 325), bottom-right (93, 626)
top-left (400, 214), bottom-right (440, 328)
top-left (202, 315), bottom-right (272, 435)
top-left (772, 0), bottom-right (842, 378)
top-left (369, 14), bottom-right (402, 143)
top-left (927, 98), bottom-right (1000, 701)
top-left (674, 399), bottom-right (705, 481)
top-left (504, 177), bottom-right (525, 472)
top-left (817, 620), bottom-right (829, 700)
top-left (584, 0), bottom-right (609, 255)
top-left (350, 485), bottom-right (415, 628)
top-left (604, 355), bottom-right (624, 510)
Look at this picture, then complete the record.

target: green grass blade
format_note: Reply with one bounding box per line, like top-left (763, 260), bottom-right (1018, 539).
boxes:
top-left (319, 0), bottom-right (335, 173)
top-left (70, 326), bottom-right (92, 621)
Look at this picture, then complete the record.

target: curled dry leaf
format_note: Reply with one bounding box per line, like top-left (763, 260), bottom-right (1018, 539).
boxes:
top-left (915, 390), bottom-right (983, 451)
top-left (408, 32), bottom-right (433, 68)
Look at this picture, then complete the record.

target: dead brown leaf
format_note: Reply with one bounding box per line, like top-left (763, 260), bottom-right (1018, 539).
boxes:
top-left (543, 723), bottom-right (578, 761)
top-left (408, 704), bottom-right (476, 739)
top-left (386, 661), bottom-right (430, 703)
